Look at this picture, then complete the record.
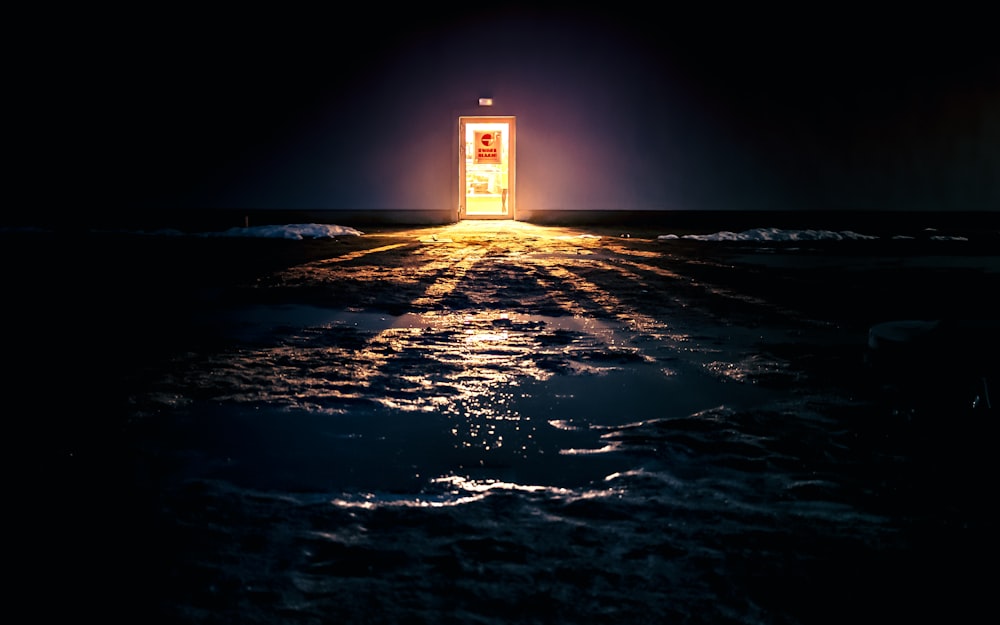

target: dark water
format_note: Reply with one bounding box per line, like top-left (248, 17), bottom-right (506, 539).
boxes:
top-left (10, 220), bottom-right (996, 624)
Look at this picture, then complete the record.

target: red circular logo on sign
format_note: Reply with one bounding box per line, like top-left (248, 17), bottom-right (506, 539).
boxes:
top-left (480, 133), bottom-right (494, 146)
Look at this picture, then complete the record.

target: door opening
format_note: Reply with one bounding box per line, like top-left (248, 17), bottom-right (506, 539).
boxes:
top-left (459, 116), bottom-right (515, 220)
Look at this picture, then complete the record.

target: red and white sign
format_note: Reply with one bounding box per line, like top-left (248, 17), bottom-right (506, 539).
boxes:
top-left (474, 130), bottom-right (501, 164)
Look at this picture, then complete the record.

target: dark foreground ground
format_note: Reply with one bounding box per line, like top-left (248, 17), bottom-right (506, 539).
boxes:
top-left (5, 214), bottom-right (999, 624)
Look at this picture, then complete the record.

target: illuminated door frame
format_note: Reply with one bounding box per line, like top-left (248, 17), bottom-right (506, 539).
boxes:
top-left (459, 116), bottom-right (516, 220)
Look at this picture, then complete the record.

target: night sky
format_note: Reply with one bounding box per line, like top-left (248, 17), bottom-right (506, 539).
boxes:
top-left (15, 6), bottom-right (999, 217)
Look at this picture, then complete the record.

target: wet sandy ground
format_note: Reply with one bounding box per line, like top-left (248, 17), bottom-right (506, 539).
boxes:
top-left (8, 220), bottom-right (997, 623)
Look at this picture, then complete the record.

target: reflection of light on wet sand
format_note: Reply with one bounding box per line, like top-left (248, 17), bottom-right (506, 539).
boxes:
top-left (559, 442), bottom-right (623, 455)
top-left (464, 331), bottom-right (509, 342)
top-left (536, 263), bottom-right (687, 354)
top-left (608, 256), bottom-right (777, 310)
top-left (328, 491), bottom-right (488, 510)
top-left (411, 248), bottom-right (489, 305)
top-left (313, 243), bottom-right (410, 265)
top-left (328, 474), bottom-right (619, 509)
top-left (135, 220), bottom-right (788, 494)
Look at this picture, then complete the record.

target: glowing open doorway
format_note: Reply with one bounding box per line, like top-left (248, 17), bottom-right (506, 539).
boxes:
top-left (459, 116), bottom-right (515, 220)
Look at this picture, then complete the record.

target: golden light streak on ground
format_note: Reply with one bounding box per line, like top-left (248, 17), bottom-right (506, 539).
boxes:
top-left (409, 248), bottom-right (490, 307)
top-left (171, 222), bottom-right (604, 417)
top-left (390, 219), bottom-right (607, 248)
top-left (534, 263), bottom-right (685, 360)
top-left (619, 258), bottom-right (777, 310)
top-left (313, 243), bottom-right (411, 264)
top-left (139, 218), bottom-right (801, 446)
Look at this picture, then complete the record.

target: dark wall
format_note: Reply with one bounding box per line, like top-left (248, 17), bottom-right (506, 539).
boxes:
top-left (12, 6), bottom-right (999, 221)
